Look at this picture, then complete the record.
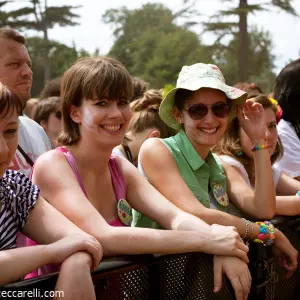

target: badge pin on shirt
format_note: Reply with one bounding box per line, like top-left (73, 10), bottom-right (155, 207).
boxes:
top-left (212, 183), bottom-right (229, 207)
top-left (117, 199), bottom-right (132, 226)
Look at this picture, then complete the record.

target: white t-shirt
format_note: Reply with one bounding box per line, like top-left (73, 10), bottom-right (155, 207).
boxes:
top-left (219, 155), bottom-right (281, 189)
top-left (8, 116), bottom-right (51, 177)
top-left (274, 119), bottom-right (300, 178)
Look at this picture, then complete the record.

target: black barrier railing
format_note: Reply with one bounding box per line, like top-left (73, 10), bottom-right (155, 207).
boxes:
top-left (2, 216), bottom-right (300, 300)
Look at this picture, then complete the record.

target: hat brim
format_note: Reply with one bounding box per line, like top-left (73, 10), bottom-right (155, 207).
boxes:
top-left (159, 78), bottom-right (248, 131)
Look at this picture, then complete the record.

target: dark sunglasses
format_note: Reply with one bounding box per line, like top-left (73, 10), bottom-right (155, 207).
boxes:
top-left (183, 102), bottom-right (231, 120)
top-left (55, 111), bottom-right (62, 119)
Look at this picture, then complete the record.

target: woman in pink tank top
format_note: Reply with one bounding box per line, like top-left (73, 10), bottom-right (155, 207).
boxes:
top-left (28, 56), bottom-right (253, 297)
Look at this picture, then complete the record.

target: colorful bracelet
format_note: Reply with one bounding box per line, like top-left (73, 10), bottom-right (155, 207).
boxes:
top-left (253, 221), bottom-right (275, 246)
top-left (251, 143), bottom-right (271, 152)
top-left (296, 191), bottom-right (300, 196)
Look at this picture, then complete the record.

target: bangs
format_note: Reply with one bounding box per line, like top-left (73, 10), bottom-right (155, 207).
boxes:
top-left (0, 84), bottom-right (22, 118)
top-left (82, 59), bottom-right (133, 101)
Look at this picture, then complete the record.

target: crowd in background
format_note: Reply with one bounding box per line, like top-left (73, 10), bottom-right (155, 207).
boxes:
top-left (1, 27), bottom-right (300, 300)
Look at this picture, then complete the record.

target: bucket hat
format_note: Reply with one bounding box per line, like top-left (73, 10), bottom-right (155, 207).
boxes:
top-left (159, 63), bottom-right (248, 130)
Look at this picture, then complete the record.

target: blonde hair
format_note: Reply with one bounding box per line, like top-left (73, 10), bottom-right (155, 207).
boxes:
top-left (215, 95), bottom-right (284, 182)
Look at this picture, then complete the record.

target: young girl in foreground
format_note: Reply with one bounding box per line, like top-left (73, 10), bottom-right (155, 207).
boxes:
top-left (217, 94), bottom-right (300, 216)
top-left (0, 82), bottom-right (102, 300)
top-left (32, 56), bottom-right (252, 300)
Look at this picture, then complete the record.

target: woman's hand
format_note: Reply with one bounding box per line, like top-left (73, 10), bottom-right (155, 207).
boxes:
top-left (48, 234), bottom-right (103, 270)
top-left (237, 100), bottom-right (266, 143)
top-left (273, 228), bottom-right (298, 278)
top-left (210, 224), bottom-right (249, 263)
top-left (214, 255), bottom-right (251, 300)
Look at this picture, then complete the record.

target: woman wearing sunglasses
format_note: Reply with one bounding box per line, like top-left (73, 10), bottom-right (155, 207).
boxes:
top-left (134, 63), bottom-right (298, 278)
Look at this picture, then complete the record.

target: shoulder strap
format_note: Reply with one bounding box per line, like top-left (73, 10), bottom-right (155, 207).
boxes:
top-left (17, 145), bottom-right (34, 167)
top-left (108, 156), bottom-right (126, 200)
top-left (56, 147), bottom-right (88, 198)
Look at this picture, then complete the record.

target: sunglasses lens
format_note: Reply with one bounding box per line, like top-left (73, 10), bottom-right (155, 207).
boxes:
top-left (188, 104), bottom-right (208, 120)
top-left (212, 103), bottom-right (230, 118)
top-left (56, 111), bottom-right (62, 119)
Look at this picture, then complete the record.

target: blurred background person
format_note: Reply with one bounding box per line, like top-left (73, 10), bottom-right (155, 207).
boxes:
top-left (131, 77), bottom-right (149, 102)
top-left (34, 96), bottom-right (62, 147)
top-left (113, 89), bottom-right (177, 166)
top-left (273, 59), bottom-right (300, 181)
top-left (234, 82), bottom-right (263, 98)
top-left (39, 77), bottom-right (61, 99)
top-left (23, 97), bottom-right (39, 119)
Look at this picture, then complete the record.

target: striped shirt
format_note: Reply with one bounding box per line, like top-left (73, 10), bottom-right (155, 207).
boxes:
top-left (0, 170), bottom-right (39, 250)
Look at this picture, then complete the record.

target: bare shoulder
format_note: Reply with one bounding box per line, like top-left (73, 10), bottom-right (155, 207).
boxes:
top-left (140, 138), bottom-right (172, 161)
top-left (32, 149), bottom-right (72, 186)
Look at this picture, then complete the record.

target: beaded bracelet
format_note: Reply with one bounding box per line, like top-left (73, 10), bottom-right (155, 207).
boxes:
top-left (251, 143), bottom-right (271, 152)
top-left (253, 221), bottom-right (275, 246)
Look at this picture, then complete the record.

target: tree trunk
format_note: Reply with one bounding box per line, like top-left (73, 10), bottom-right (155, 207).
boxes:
top-left (238, 0), bottom-right (249, 82)
top-left (43, 0), bottom-right (51, 84)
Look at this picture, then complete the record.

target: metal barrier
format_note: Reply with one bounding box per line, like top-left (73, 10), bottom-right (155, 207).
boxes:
top-left (2, 216), bottom-right (300, 300)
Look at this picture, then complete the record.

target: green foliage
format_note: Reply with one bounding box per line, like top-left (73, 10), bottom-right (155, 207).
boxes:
top-left (213, 26), bottom-right (276, 92)
top-left (26, 37), bottom-right (89, 96)
top-left (103, 3), bottom-right (213, 88)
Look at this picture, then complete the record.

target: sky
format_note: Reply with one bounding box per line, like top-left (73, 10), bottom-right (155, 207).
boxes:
top-left (6, 0), bottom-right (300, 74)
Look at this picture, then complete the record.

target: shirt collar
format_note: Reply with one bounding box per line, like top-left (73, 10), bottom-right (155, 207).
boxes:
top-left (173, 130), bottom-right (218, 171)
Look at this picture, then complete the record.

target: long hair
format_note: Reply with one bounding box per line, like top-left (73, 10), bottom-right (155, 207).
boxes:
top-left (274, 58), bottom-right (300, 138)
top-left (215, 95), bottom-right (284, 183)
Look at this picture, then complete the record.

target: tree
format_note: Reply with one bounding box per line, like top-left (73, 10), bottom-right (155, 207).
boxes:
top-left (1, 0), bottom-right (81, 84)
top-left (26, 37), bottom-right (89, 97)
top-left (103, 3), bottom-right (213, 88)
top-left (212, 26), bottom-right (276, 91)
top-left (186, 0), bottom-right (298, 82)
top-left (0, 1), bottom-right (33, 27)
top-left (28, 0), bottom-right (81, 83)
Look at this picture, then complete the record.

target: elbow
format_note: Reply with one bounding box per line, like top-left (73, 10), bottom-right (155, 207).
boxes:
top-left (250, 209), bottom-right (275, 220)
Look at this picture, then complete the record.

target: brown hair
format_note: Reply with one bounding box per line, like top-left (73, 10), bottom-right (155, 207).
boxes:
top-left (0, 82), bottom-right (22, 117)
top-left (34, 97), bottom-right (61, 124)
top-left (39, 78), bottom-right (61, 99)
top-left (126, 89), bottom-right (177, 141)
top-left (132, 77), bottom-right (149, 102)
top-left (215, 95), bottom-right (283, 183)
top-left (58, 56), bottom-right (133, 146)
top-left (0, 28), bottom-right (25, 44)
top-left (234, 82), bottom-right (263, 99)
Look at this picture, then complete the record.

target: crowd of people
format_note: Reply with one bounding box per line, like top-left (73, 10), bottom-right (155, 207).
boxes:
top-left (0, 27), bottom-right (300, 300)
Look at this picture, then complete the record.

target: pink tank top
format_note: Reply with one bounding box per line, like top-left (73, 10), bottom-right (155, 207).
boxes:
top-left (25, 147), bottom-right (130, 279)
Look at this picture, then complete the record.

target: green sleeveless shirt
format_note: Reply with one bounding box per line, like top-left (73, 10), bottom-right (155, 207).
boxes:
top-left (132, 130), bottom-right (229, 229)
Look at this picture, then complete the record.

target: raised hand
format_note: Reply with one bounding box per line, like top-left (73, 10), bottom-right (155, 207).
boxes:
top-left (237, 100), bottom-right (266, 144)
top-left (210, 224), bottom-right (249, 263)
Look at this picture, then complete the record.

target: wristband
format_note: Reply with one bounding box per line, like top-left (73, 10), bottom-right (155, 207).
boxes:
top-left (253, 221), bottom-right (275, 246)
top-left (251, 143), bottom-right (271, 152)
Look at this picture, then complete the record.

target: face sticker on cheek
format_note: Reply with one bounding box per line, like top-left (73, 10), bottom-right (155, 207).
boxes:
top-left (82, 106), bottom-right (99, 132)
